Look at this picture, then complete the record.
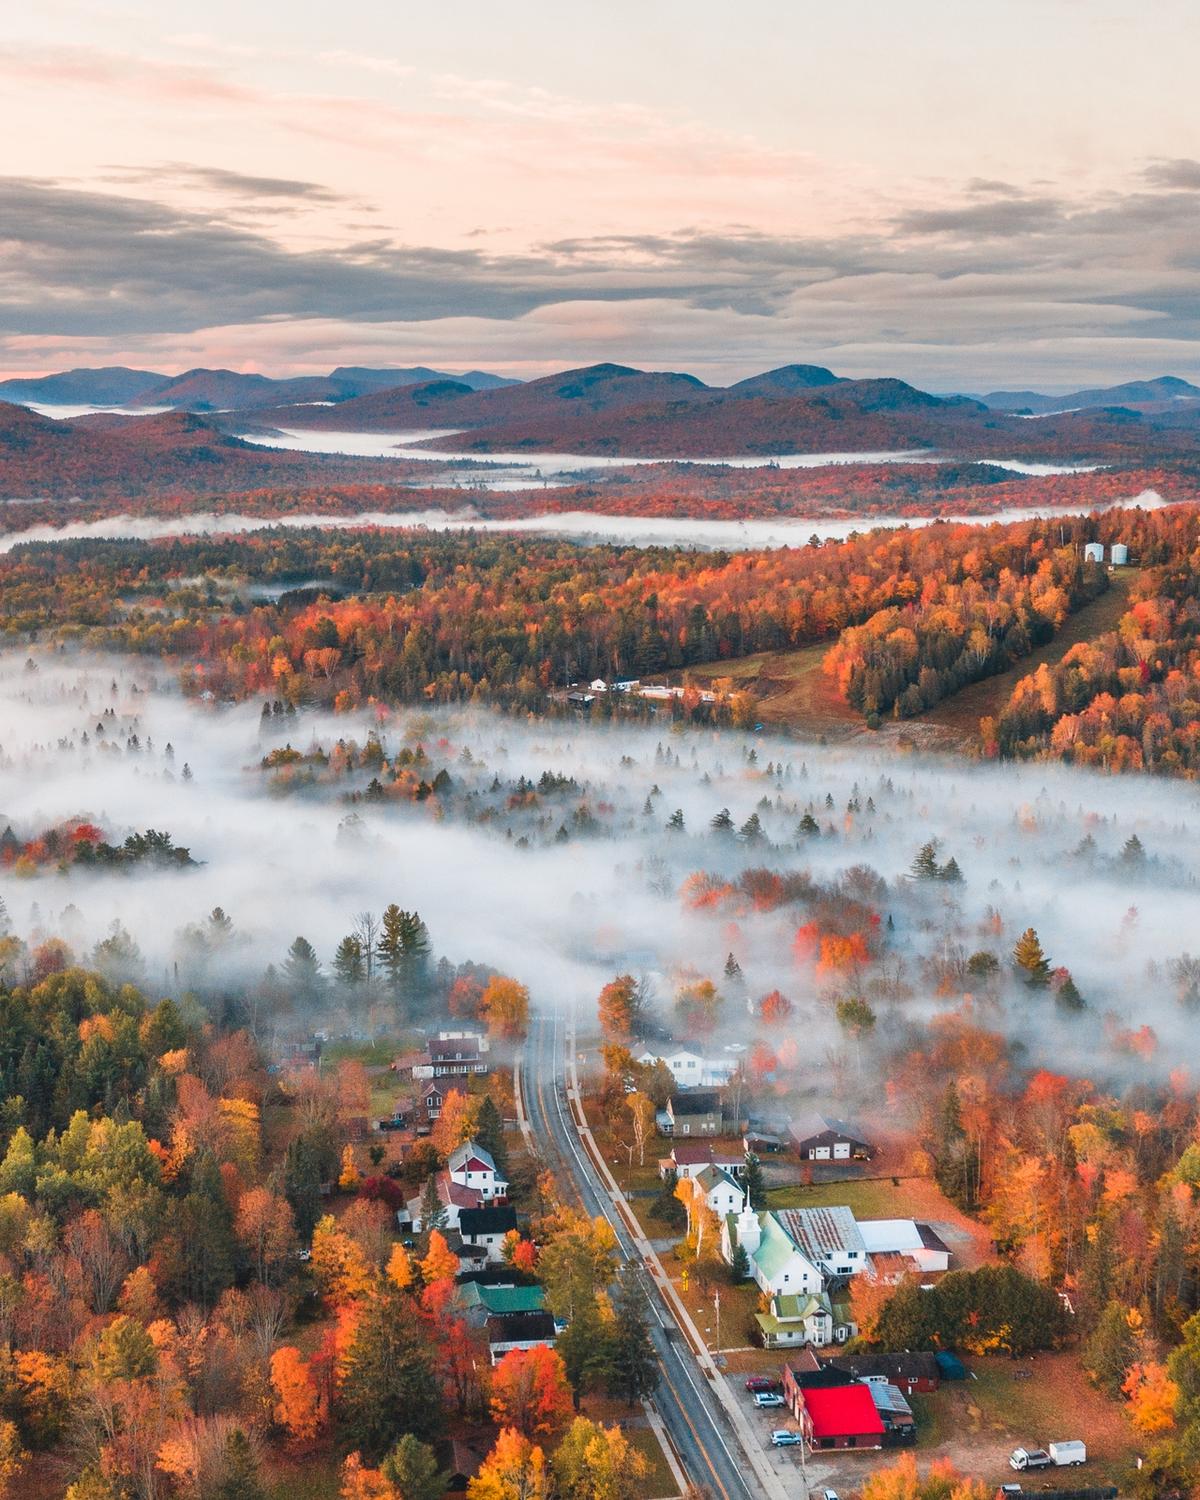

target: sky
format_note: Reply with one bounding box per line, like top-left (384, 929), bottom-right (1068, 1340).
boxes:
top-left (4, 0), bottom-right (1200, 389)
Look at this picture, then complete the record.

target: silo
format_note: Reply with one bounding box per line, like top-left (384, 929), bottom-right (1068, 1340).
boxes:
top-left (1110, 543), bottom-right (1129, 566)
top-left (1083, 542), bottom-right (1104, 563)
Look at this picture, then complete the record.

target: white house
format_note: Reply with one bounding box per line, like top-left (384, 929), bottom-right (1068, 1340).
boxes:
top-left (458, 1205), bottom-right (519, 1263)
top-left (857, 1219), bottom-right (951, 1273)
top-left (723, 1203), bottom-right (869, 1296)
top-left (754, 1291), bottom-right (854, 1350)
top-left (693, 1164), bottom-right (744, 1218)
top-left (447, 1140), bottom-right (508, 1202)
top-left (636, 1044), bottom-right (739, 1090)
top-left (661, 1141), bottom-right (747, 1181)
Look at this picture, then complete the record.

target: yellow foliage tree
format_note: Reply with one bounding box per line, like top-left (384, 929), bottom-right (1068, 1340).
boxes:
top-left (1123, 1359), bottom-right (1178, 1435)
top-left (339, 1144), bottom-right (361, 1192)
top-left (421, 1229), bottom-right (459, 1286)
top-left (341, 1452), bottom-right (401, 1500)
top-left (468, 1428), bottom-right (552, 1500)
top-left (310, 1214), bottom-right (375, 1306)
top-left (386, 1242), bottom-right (414, 1291)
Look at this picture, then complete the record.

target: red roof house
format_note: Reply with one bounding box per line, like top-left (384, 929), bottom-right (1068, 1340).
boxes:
top-left (796, 1383), bottom-right (884, 1450)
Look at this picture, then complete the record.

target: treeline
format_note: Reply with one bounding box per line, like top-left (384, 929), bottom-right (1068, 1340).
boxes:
top-left (0, 514), bottom-right (1147, 716)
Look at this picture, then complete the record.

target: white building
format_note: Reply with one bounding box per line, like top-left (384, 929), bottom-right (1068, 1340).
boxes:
top-left (723, 1202), bottom-right (869, 1296)
top-left (857, 1219), bottom-right (951, 1273)
top-left (635, 1043), bottom-right (739, 1089)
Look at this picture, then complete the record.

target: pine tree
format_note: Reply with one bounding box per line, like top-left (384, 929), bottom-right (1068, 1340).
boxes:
top-left (796, 813), bottom-right (820, 837)
top-left (1056, 973), bottom-right (1085, 1011)
top-left (214, 1429), bottom-right (266, 1500)
top-left (931, 1083), bottom-right (978, 1209)
top-left (710, 808), bottom-right (733, 834)
top-left (1083, 1300), bottom-right (1137, 1396)
top-left (334, 934), bottom-right (366, 989)
top-left (738, 812), bottom-right (764, 842)
top-left (475, 1095), bottom-right (508, 1178)
top-left (665, 809), bottom-right (685, 832)
top-left (178, 1151), bottom-right (236, 1309)
top-left (419, 1175), bottom-right (448, 1234)
top-left (608, 1267), bottom-right (657, 1406)
top-left (1012, 927), bottom-right (1051, 988)
top-left (742, 1154), bottom-right (766, 1210)
top-left (938, 856), bottom-right (963, 883)
top-left (911, 841), bottom-right (939, 880)
top-left (283, 936), bottom-right (323, 1002)
top-left (338, 1287), bottom-right (442, 1460)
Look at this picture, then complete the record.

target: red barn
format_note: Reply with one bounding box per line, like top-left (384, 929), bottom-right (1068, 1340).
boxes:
top-left (795, 1382), bottom-right (884, 1451)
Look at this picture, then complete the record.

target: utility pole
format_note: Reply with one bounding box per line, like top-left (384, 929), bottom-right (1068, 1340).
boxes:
top-left (713, 1288), bottom-right (721, 1360)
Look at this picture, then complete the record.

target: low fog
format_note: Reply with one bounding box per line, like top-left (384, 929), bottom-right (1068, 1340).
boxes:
top-left (1, 649), bottom-right (1198, 1095)
top-left (0, 489), bottom-right (1169, 555)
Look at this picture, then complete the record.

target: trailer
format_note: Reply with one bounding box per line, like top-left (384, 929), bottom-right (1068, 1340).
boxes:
top-left (1049, 1439), bottom-right (1087, 1467)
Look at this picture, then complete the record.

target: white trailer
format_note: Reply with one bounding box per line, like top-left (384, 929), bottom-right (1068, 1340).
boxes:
top-left (1048, 1440), bottom-right (1086, 1466)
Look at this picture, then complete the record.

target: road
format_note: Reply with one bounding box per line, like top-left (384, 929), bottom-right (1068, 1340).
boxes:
top-left (521, 1009), bottom-right (772, 1500)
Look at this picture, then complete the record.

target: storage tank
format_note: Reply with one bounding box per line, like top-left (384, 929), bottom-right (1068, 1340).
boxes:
top-left (1083, 542), bottom-right (1104, 563)
top-left (1110, 543), bottom-right (1129, 566)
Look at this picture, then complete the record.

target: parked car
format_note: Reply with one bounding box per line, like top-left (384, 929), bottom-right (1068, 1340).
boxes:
top-left (821, 1490), bottom-right (840, 1500)
top-left (1048, 1440), bottom-right (1087, 1467)
top-left (745, 1377), bottom-right (782, 1393)
top-left (998, 1487), bottom-right (1022, 1497)
top-left (1009, 1448), bottom-right (1052, 1471)
top-left (770, 1430), bottom-right (803, 1447)
top-left (753, 1392), bottom-right (785, 1408)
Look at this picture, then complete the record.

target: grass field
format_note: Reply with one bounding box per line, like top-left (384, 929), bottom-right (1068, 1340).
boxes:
top-left (918, 1352), bottom-right (1136, 1488)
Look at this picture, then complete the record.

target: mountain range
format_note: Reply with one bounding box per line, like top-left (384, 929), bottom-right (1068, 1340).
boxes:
top-left (979, 375), bottom-right (1200, 415)
top-left (240, 362), bottom-right (1200, 461)
top-left (0, 364), bottom-right (517, 412)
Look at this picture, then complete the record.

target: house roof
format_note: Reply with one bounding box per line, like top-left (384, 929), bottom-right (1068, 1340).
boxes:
top-left (776, 1206), bottom-right (866, 1262)
top-left (789, 1110), bottom-right (871, 1146)
top-left (448, 1139), bottom-right (497, 1174)
top-left (460, 1283), bottom-right (546, 1315)
top-left (750, 1213), bottom-right (812, 1283)
top-left (695, 1165), bottom-right (741, 1195)
top-left (670, 1091), bottom-right (721, 1116)
top-left (858, 1219), bottom-right (948, 1256)
top-left (486, 1312), bottom-right (557, 1346)
top-left (826, 1351), bottom-right (940, 1385)
top-left (671, 1141), bottom-right (745, 1165)
top-left (459, 1205), bottom-right (518, 1238)
top-left (772, 1292), bottom-right (830, 1322)
top-left (448, 1439), bottom-right (488, 1486)
top-left (866, 1383), bottom-right (914, 1420)
top-left (801, 1383), bottom-right (885, 1440)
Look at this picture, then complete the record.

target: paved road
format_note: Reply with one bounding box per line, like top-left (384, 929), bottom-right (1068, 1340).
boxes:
top-left (522, 1009), bottom-right (766, 1500)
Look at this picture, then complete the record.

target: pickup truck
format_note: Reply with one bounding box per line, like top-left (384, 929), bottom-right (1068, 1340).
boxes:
top-left (1009, 1447), bottom-right (1052, 1471)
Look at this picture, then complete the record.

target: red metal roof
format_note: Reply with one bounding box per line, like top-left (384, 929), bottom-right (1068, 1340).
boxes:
top-left (802, 1383), bottom-right (885, 1440)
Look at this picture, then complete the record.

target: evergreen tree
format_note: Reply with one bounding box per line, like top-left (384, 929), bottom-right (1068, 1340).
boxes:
top-left (475, 1094), bottom-right (508, 1178)
top-left (557, 1296), bottom-right (613, 1407)
top-left (214, 1429), bottom-right (266, 1500)
top-left (710, 808), bottom-right (734, 834)
top-left (931, 1083), bottom-right (978, 1209)
top-left (178, 1151), bottom-right (236, 1308)
top-left (738, 812), bottom-right (764, 843)
top-left (1082, 1299), bottom-right (1137, 1396)
top-left (284, 1122), bottom-right (338, 1240)
top-left (910, 841), bottom-right (939, 880)
top-left (1121, 833), bottom-right (1146, 865)
top-left (796, 813), bottom-right (819, 837)
top-left (333, 934), bottom-right (366, 989)
top-left (1012, 927), bottom-right (1051, 988)
top-left (729, 1242), bottom-right (750, 1280)
top-left (742, 1154), bottom-right (767, 1211)
top-left (938, 856), bottom-right (963, 883)
top-left (282, 936), bottom-right (323, 1003)
top-left (1056, 973), bottom-right (1085, 1011)
top-left (665, 808), bottom-right (685, 832)
top-left (419, 1174), bottom-right (448, 1234)
top-left (608, 1266), bottom-right (657, 1406)
top-left (338, 1287), bottom-right (443, 1459)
